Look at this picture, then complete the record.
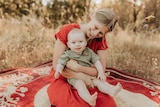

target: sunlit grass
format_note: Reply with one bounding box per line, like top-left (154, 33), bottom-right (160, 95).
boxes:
top-left (106, 27), bottom-right (160, 83)
top-left (0, 17), bottom-right (159, 83)
top-left (0, 17), bottom-right (54, 70)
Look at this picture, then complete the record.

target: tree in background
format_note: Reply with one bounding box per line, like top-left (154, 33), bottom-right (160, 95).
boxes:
top-left (0, 0), bottom-right (91, 28)
top-left (0, 0), bottom-right (159, 32)
top-left (41, 0), bottom-right (91, 28)
top-left (99, 0), bottom-right (160, 32)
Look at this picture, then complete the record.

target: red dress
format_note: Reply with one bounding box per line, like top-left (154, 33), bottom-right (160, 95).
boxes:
top-left (47, 24), bottom-right (117, 107)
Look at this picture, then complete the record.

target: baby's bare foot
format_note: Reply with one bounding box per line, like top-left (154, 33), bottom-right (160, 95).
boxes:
top-left (111, 82), bottom-right (122, 96)
top-left (88, 92), bottom-right (98, 107)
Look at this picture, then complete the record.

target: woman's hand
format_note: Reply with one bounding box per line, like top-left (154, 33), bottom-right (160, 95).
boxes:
top-left (78, 73), bottom-right (96, 88)
top-left (66, 59), bottom-right (81, 72)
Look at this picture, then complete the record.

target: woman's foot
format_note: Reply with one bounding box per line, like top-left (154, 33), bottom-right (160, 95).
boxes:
top-left (88, 92), bottom-right (98, 107)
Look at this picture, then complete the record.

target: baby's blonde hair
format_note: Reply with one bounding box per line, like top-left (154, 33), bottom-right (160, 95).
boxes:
top-left (68, 28), bottom-right (86, 40)
top-left (95, 8), bottom-right (118, 31)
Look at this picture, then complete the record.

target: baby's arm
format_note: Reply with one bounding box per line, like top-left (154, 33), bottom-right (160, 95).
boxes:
top-left (94, 60), bottom-right (106, 81)
top-left (89, 48), bottom-right (106, 81)
top-left (54, 63), bottom-right (64, 79)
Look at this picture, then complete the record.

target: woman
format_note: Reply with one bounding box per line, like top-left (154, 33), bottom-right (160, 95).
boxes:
top-left (47, 8), bottom-right (118, 107)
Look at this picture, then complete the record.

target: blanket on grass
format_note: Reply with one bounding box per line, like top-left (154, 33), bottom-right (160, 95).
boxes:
top-left (0, 61), bottom-right (159, 107)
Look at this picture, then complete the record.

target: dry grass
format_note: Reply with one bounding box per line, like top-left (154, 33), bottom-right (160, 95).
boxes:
top-left (0, 17), bottom-right (55, 70)
top-left (0, 17), bottom-right (159, 84)
top-left (106, 27), bottom-right (160, 83)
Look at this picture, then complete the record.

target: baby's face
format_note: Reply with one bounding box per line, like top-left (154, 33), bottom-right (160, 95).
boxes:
top-left (67, 33), bottom-right (87, 54)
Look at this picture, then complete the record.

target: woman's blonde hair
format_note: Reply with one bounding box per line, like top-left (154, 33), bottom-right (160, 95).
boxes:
top-left (95, 8), bottom-right (118, 31)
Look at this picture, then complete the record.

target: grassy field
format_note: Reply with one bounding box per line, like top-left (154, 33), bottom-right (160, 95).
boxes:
top-left (0, 17), bottom-right (160, 83)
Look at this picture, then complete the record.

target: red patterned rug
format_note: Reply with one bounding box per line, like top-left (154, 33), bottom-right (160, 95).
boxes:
top-left (0, 61), bottom-right (160, 107)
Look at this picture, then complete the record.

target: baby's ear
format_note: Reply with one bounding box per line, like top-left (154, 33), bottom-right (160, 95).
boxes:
top-left (67, 42), bottom-right (69, 47)
top-left (67, 42), bottom-right (70, 47)
top-left (85, 41), bottom-right (87, 46)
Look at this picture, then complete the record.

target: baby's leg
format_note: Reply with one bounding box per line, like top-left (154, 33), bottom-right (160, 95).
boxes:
top-left (74, 79), bottom-right (98, 106)
top-left (93, 79), bottom-right (122, 97)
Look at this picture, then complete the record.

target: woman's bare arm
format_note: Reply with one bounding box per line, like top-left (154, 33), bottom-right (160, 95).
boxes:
top-left (97, 49), bottom-right (107, 71)
top-left (52, 39), bottom-right (66, 70)
top-left (77, 66), bottom-right (98, 76)
top-left (61, 68), bottom-right (95, 87)
top-left (66, 59), bottom-right (98, 76)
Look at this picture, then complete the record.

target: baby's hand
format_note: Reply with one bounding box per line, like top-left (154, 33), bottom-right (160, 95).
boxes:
top-left (54, 70), bottom-right (62, 79)
top-left (54, 64), bottom-right (64, 79)
top-left (97, 73), bottom-right (106, 81)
